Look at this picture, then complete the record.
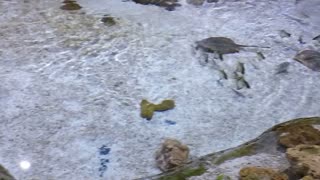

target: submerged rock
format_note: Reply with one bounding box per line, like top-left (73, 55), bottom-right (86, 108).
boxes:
top-left (101, 15), bottom-right (117, 26)
top-left (239, 166), bottom-right (288, 180)
top-left (207, 0), bottom-right (219, 3)
top-left (276, 124), bottom-right (320, 148)
top-left (186, 0), bottom-right (205, 6)
top-left (141, 117), bottom-right (320, 180)
top-left (294, 50), bottom-right (320, 72)
top-left (0, 165), bottom-right (15, 180)
top-left (286, 145), bottom-right (320, 179)
top-left (132, 0), bottom-right (181, 11)
top-left (60, 0), bottom-right (82, 11)
top-left (155, 139), bottom-right (190, 172)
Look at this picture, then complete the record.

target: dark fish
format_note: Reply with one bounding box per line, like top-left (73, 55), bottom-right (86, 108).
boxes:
top-left (279, 30), bottom-right (291, 38)
top-left (218, 69), bottom-right (228, 80)
top-left (133, 0), bottom-right (181, 11)
top-left (231, 88), bottom-right (246, 98)
top-left (275, 62), bottom-right (290, 74)
top-left (236, 76), bottom-right (250, 90)
top-left (196, 37), bottom-right (269, 60)
top-left (236, 62), bottom-right (245, 75)
top-left (313, 34), bottom-right (320, 41)
top-left (294, 50), bottom-right (320, 71)
top-left (257, 52), bottom-right (265, 60)
top-left (298, 36), bottom-right (305, 44)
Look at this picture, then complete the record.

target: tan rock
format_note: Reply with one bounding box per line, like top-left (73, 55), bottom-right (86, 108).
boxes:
top-left (277, 124), bottom-right (320, 148)
top-left (286, 145), bottom-right (320, 179)
top-left (239, 166), bottom-right (288, 180)
top-left (155, 138), bottom-right (189, 172)
top-left (301, 175), bottom-right (314, 180)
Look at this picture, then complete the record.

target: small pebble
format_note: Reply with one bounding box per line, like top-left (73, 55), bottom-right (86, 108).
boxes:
top-left (165, 120), bottom-right (176, 125)
top-left (99, 145), bottom-right (111, 155)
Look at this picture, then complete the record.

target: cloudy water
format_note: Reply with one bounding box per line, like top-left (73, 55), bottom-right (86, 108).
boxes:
top-left (0, 0), bottom-right (320, 179)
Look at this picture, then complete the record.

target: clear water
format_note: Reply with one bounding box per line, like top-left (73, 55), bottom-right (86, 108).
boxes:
top-left (0, 0), bottom-right (320, 179)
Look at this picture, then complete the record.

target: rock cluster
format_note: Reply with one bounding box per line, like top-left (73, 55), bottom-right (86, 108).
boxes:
top-left (277, 122), bottom-right (320, 179)
top-left (146, 118), bottom-right (320, 180)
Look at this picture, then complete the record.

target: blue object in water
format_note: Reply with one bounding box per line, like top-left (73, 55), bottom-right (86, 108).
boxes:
top-left (165, 120), bottom-right (176, 125)
top-left (99, 145), bottom-right (111, 155)
top-left (99, 158), bottom-right (110, 177)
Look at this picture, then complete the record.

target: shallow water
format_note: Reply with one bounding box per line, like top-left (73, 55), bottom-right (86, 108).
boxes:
top-left (0, 0), bottom-right (320, 179)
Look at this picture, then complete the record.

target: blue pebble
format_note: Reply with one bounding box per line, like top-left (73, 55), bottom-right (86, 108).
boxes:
top-left (165, 120), bottom-right (176, 125)
top-left (99, 145), bottom-right (111, 155)
top-left (99, 158), bottom-right (110, 177)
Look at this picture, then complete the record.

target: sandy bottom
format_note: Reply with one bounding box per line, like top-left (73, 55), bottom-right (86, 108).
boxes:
top-left (0, 0), bottom-right (320, 179)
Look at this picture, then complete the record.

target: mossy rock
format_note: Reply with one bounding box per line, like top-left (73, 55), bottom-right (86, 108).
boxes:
top-left (239, 167), bottom-right (288, 180)
top-left (212, 144), bottom-right (255, 165)
top-left (158, 165), bottom-right (206, 180)
top-left (101, 16), bottom-right (117, 26)
top-left (140, 100), bottom-right (155, 120)
top-left (140, 99), bottom-right (175, 120)
top-left (60, 0), bottom-right (82, 10)
top-left (275, 122), bottom-right (320, 148)
top-left (216, 174), bottom-right (232, 180)
top-left (141, 117), bottom-right (320, 180)
top-left (154, 100), bottom-right (175, 111)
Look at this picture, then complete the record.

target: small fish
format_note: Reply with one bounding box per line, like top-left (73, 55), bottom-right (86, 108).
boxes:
top-left (275, 62), bottom-right (290, 74)
top-left (257, 52), bottom-right (265, 60)
top-left (313, 34), bottom-right (320, 41)
top-left (236, 76), bottom-right (250, 90)
top-left (298, 36), bottom-right (305, 44)
top-left (231, 88), bottom-right (246, 98)
top-left (279, 30), bottom-right (291, 38)
top-left (294, 50), bottom-right (320, 71)
top-left (218, 69), bottom-right (228, 80)
top-left (235, 62), bottom-right (245, 75)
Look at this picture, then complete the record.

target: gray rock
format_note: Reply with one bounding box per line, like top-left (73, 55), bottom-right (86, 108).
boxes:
top-left (187, 0), bottom-right (205, 6)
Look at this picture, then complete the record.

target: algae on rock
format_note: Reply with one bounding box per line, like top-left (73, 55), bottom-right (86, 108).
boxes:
top-left (212, 144), bottom-right (255, 165)
top-left (276, 124), bottom-right (320, 148)
top-left (239, 166), bottom-right (288, 180)
top-left (140, 99), bottom-right (175, 120)
top-left (158, 165), bottom-right (206, 180)
top-left (60, 0), bottom-right (82, 10)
